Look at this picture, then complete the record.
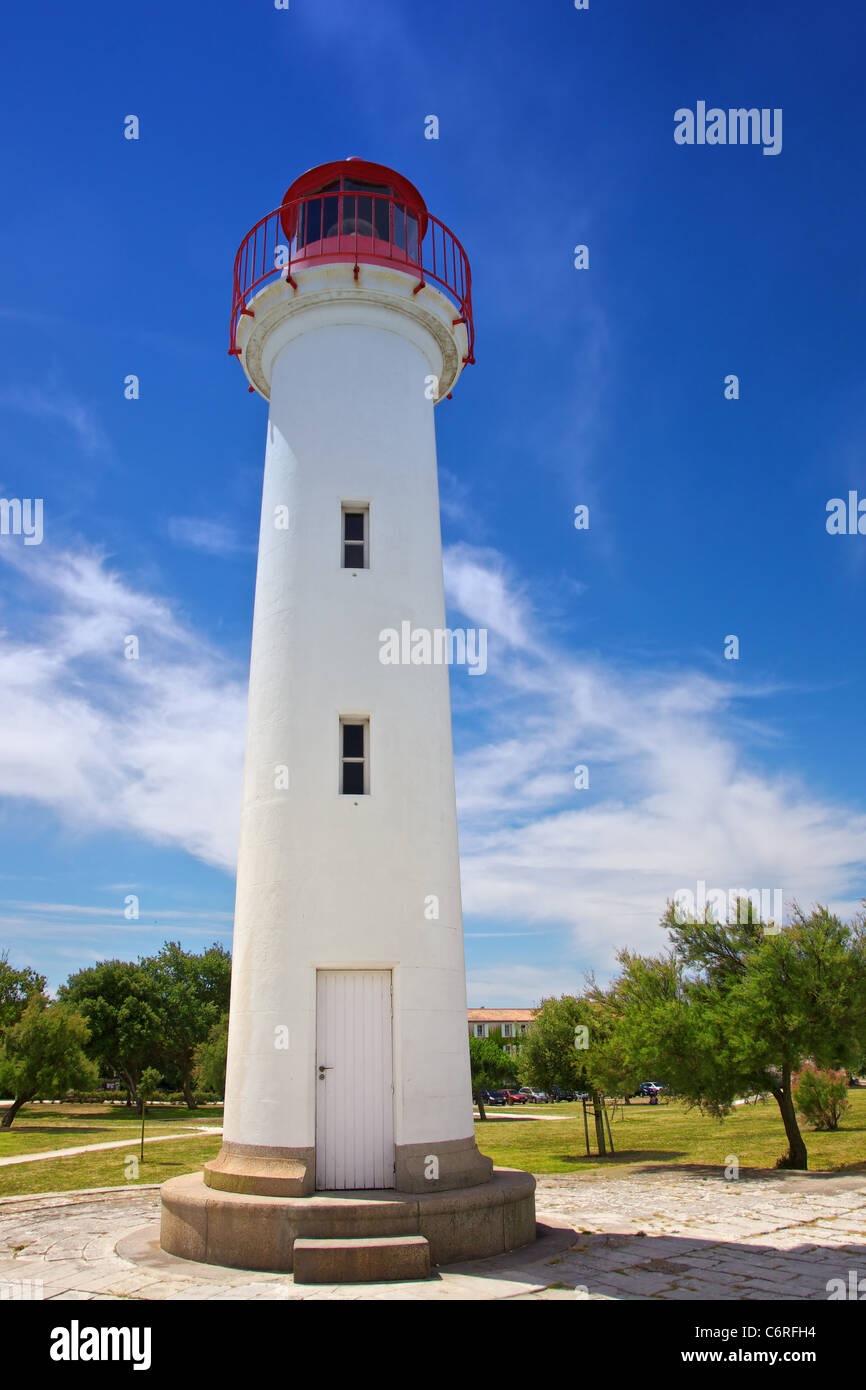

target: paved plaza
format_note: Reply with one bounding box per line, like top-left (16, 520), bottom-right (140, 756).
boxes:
top-left (1, 1166), bottom-right (864, 1301)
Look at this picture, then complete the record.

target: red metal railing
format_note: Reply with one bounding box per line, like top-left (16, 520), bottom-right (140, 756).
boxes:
top-left (229, 191), bottom-right (475, 366)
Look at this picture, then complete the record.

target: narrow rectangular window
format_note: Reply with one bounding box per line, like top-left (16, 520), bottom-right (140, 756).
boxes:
top-left (340, 718), bottom-right (368, 794)
top-left (342, 505), bottom-right (368, 569)
top-left (502, 1024), bottom-right (512, 1038)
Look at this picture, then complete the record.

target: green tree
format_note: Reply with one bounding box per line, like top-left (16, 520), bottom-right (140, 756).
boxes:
top-left (143, 942), bottom-right (232, 1109)
top-left (606, 900), bottom-right (866, 1170)
top-left (193, 1012), bottom-right (229, 1097)
top-left (137, 1065), bottom-right (163, 1160)
top-left (468, 1033), bottom-right (511, 1120)
top-left (517, 995), bottom-right (588, 1094)
top-left (0, 998), bottom-right (97, 1128)
top-left (582, 978), bottom-right (645, 1106)
top-left (59, 959), bottom-right (164, 1107)
top-left (520, 993), bottom-right (627, 1155)
top-left (0, 952), bottom-right (45, 1031)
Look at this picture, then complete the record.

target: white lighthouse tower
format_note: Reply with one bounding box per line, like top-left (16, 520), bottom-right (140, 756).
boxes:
top-left (161, 160), bottom-right (535, 1276)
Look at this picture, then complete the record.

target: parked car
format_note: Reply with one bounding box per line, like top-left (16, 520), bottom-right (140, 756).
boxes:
top-left (485, 1090), bottom-right (507, 1105)
top-left (550, 1087), bottom-right (578, 1102)
top-left (503, 1090), bottom-right (529, 1105)
top-left (519, 1087), bottom-right (549, 1103)
top-left (635, 1081), bottom-right (664, 1104)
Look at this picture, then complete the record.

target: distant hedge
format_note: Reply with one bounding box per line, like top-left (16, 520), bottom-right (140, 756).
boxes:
top-left (30, 1089), bottom-right (223, 1105)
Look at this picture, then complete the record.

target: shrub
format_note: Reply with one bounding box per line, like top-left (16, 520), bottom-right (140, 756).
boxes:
top-left (793, 1064), bottom-right (850, 1131)
top-left (192, 1090), bottom-right (221, 1106)
top-left (29, 1090), bottom-right (101, 1104)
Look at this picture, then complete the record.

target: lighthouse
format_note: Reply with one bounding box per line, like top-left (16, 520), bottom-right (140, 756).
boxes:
top-left (160, 159), bottom-right (536, 1276)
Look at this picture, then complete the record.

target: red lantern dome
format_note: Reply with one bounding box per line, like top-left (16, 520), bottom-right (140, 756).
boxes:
top-left (229, 158), bottom-right (474, 367)
top-left (279, 158), bottom-right (429, 243)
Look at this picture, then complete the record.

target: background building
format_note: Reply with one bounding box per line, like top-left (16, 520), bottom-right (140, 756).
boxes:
top-left (468, 1008), bottom-right (537, 1056)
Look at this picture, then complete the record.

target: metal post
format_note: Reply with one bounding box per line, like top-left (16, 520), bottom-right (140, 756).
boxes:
top-left (603, 1099), bottom-right (615, 1154)
top-left (592, 1091), bottom-right (607, 1156)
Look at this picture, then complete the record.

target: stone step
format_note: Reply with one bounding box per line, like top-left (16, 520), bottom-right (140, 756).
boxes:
top-left (292, 1234), bottom-right (431, 1284)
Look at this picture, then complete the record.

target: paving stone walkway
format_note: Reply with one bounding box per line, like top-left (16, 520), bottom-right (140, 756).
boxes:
top-left (0, 1166), bottom-right (863, 1301)
top-left (471, 1111), bottom-right (571, 1121)
top-left (527, 1167), bottom-right (866, 1301)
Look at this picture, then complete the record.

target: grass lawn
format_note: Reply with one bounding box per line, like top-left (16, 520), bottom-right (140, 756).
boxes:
top-left (473, 1091), bottom-right (866, 1176)
top-left (1, 1095), bottom-right (863, 1197)
top-left (0, 1133), bottom-right (223, 1198)
top-left (0, 1104), bottom-right (222, 1160)
top-left (0, 1103), bottom-right (224, 1197)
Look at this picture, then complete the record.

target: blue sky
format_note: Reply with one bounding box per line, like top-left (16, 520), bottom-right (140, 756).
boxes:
top-left (1, 0), bottom-right (865, 1001)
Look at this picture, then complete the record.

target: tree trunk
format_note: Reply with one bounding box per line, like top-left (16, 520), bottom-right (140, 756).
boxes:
top-left (591, 1089), bottom-right (607, 1156)
top-left (183, 1075), bottom-right (196, 1110)
top-left (774, 1065), bottom-right (808, 1169)
top-left (120, 1068), bottom-right (137, 1109)
top-left (0, 1094), bottom-right (31, 1129)
top-left (474, 1089), bottom-right (487, 1122)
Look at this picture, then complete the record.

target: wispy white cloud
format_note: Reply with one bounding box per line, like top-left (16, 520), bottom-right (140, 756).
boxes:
top-left (438, 467), bottom-right (473, 527)
top-left (0, 538), bottom-right (863, 983)
top-left (444, 543), bottom-right (537, 651)
top-left (0, 914), bottom-right (232, 938)
top-left (0, 386), bottom-right (109, 457)
top-left (3, 901), bottom-right (232, 920)
top-left (0, 544), bottom-right (246, 870)
top-left (445, 543), bottom-right (866, 976)
top-left (166, 516), bottom-right (253, 557)
top-left (465, 960), bottom-right (587, 1010)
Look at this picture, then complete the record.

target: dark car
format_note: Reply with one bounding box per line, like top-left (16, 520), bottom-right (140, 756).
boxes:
top-left (485, 1090), bottom-right (507, 1105)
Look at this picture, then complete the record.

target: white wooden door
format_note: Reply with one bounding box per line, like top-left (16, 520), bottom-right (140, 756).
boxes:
top-left (315, 970), bottom-right (394, 1190)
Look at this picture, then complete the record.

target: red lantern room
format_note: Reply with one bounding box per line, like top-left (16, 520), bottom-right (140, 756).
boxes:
top-left (280, 158), bottom-right (429, 263)
top-left (229, 157), bottom-right (474, 368)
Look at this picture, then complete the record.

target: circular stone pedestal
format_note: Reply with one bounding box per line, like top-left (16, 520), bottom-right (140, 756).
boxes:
top-left (160, 1168), bottom-right (536, 1272)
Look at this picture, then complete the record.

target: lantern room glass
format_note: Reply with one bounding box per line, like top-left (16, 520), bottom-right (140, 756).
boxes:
top-left (294, 176), bottom-right (420, 264)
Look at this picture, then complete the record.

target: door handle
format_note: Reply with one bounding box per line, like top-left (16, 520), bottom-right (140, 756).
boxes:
top-left (318, 1065), bottom-right (333, 1078)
